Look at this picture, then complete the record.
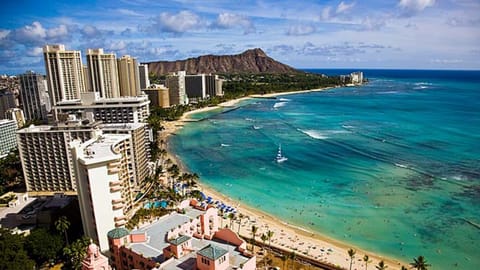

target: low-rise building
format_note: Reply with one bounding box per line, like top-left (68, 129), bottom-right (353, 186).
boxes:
top-left (143, 84), bottom-right (170, 108)
top-left (108, 201), bottom-right (256, 270)
top-left (5, 108), bottom-right (25, 128)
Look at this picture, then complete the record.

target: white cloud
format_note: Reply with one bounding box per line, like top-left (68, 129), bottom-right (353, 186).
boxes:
top-left (398, 0), bottom-right (435, 12)
top-left (26, 47), bottom-right (43, 57)
top-left (154, 11), bottom-right (204, 33)
top-left (116, 8), bottom-right (142, 17)
top-left (0, 29), bottom-right (10, 39)
top-left (360, 17), bottom-right (387, 31)
top-left (286, 24), bottom-right (316, 36)
top-left (321, 6), bottom-right (332, 20)
top-left (213, 13), bottom-right (255, 34)
top-left (336, 1), bottom-right (355, 14)
top-left (46, 25), bottom-right (70, 42)
top-left (10, 21), bottom-right (46, 45)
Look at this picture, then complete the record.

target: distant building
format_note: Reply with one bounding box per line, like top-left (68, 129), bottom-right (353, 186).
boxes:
top-left (55, 92), bottom-right (150, 124)
top-left (0, 119), bottom-right (17, 158)
top-left (0, 88), bottom-right (16, 118)
top-left (138, 64), bottom-right (150, 90)
top-left (350, 72), bottom-right (364, 84)
top-left (185, 74), bottom-right (223, 102)
top-left (5, 108), bottom-right (25, 128)
top-left (108, 201), bottom-right (256, 270)
top-left (43, 44), bottom-right (86, 107)
top-left (70, 133), bottom-right (138, 252)
top-left (143, 84), bottom-right (170, 108)
top-left (18, 71), bottom-right (50, 123)
top-left (86, 48), bottom-right (120, 99)
top-left (117, 55), bottom-right (141, 97)
top-left (166, 71), bottom-right (187, 105)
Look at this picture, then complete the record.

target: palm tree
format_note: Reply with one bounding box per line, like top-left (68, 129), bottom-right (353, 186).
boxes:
top-left (288, 251), bottom-right (296, 270)
top-left (237, 213), bottom-right (244, 235)
top-left (55, 216), bottom-right (70, 245)
top-left (363, 254), bottom-right (371, 270)
top-left (410, 256), bottom-right (431, 270)
top-left (281, 254), bottom-right (287, 270)
top-left (266, 230), bottom-right (274, 250)
top-left (261, 233), bottom-right (268, 250)
top-left (251, 225), bottom-right (258, 253)
top-left (401, 266), bottom-right (408, 270)
top-left (375, 260), bottom-right (388, 270)
top-left (348, 248), bottom-right (356, 270)
top-left (227, 213), bottom-right (235, 229)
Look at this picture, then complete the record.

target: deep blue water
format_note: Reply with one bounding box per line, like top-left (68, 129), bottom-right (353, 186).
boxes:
top-left (171, 69), bottom-right (480, 269)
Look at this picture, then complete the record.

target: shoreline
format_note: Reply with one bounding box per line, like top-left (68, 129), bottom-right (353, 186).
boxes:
top-left (160, 87), bottom-right (407, 270)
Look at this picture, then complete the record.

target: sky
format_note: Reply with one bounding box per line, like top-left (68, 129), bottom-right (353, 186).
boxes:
top-left (0, 0), bottom-right (479, 74)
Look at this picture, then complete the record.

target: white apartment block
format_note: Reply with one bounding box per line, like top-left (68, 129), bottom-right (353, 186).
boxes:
top-left (43, 44), bottom-right (85, 106)
top-left (87, 49), bottom-right (120, 98)
top-left (0, 119), bottom-right (17, 158)
top-left (55, 92), bottom-right (150, 124)
top-left (5, 108), bottom-right (25, 128)
top-left (166, 71), bottom-right (187, 105)
top-left (70, 133), bottom-right (136, 251)
top-left (118, 55), bottom-right (141, 97)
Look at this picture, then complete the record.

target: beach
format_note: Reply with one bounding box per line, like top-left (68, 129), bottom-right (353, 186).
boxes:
top-left (161, 89), bottom-right (408, 270)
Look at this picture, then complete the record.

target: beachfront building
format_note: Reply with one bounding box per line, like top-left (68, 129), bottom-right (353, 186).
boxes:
top-left (18, 71), bottom-right (50, 123)
top-left (185, 74), bottom-right (223, 102)
top-left (55, 92), bottom-right (150, 124)
top-left (108, 200), bottom-right (256, 270)
top-left (138, 64), bottom-right (150, 90)
top-left (0, 119), bottom-right (17, 158)
top-left (5, 108), bottom-right (25, 128)
top-left (350, 72), bottom-right (364, 84)
top-left (143, 84), bottom-right (170, 108)
top-left (166, 71), bottom-right (187, 106)
top-left (16, 116), bottom-right (98, 195)
top-left (43, 44), bottom-right (85, 107)
top-left (86, 48), bottom-right (120, 98)
top-left (118, 55), bottom-right (141, 97)
top-left (101, 123), bottom-right (151, 188)
top-left (70, 133), bottom-right (137, 252)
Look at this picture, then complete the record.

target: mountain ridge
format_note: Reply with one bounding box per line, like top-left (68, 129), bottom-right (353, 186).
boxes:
top-left (144, 48), bottom-right (300, 75)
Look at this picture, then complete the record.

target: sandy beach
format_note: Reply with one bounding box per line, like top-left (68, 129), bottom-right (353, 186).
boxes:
top-left (160, 89), bottom-right (408, 270)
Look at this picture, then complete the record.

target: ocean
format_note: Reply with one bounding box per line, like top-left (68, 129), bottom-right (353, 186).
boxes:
top-left (170, 69), bottom-right (480, 269)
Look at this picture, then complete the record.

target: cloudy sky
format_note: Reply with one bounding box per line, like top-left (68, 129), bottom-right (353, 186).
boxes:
top-left (1, 0), bottom-right (479, 74)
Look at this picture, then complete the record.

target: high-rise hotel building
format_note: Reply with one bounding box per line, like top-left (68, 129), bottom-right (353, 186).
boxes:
top-left (86, 49), bottom-right (120, 98)
top-left (70, 133), bottom-right (137, 251)
top-left (0, 119), bottom-right (17, 158)
top-left (43, 45), bottom-right (85, 107)
top-left (117, 55), bottom-right (140, 97)
top-left (19, 71), bottom-right (50, 123)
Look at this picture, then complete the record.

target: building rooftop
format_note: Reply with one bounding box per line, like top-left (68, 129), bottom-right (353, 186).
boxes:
top-left (0, 119), bottom-right (16, 125)
top-left (169, 235), bottom-right (191, 246)
top-left (80, 133), bottom-right (130, 165)
top-left (197, 244), bottom-right (228, 260)
top-left (107, 227), bottom-right (130, 239)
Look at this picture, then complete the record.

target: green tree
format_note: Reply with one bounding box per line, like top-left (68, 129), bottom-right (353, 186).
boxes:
top-left (55, 216), bottom-right (71, 245)
top-left (348, 248), bottom-right (356, 270)
top-left (63, 237), bottom-right (91, 270)
top-left (266, 230), bottom-right (274, 250)
top-left (237, 213), bottom-right (244, 235)
top-left (251, 225), bottom-right (258, 253)
top-left (227, 213), bottom-right (235, 229)
top-left (363, 254), bottom-right (372, 270)
top-left (401, 266), bottom-right (408, 270)
top-left (410, 256), bottom-right (431, 270)
top-left (25, 228), bottom-right (63, 266)
top-left (375, 260), bottom-right (388, 270)
top-left (288, 251), bottom-right (296, 270)
top-left (261, 233), bottom-right (268, 250)
top-left (281, 254), bottom-right (287, 270)
top-left (0, 228), bottom-right (35, 270)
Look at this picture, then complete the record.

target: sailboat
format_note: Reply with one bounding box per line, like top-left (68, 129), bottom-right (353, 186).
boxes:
top-left (276, 144), bottom-right (288, 163)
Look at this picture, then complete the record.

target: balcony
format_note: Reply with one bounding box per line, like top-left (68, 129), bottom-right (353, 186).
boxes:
top-left (110, 186), bottom-right (122, 192)
top-left (115, 220), bottom-right (126, 227)
top-left (108, 167), bottom-right (120, 174)
top-left (109, 181), bottom-right (122, 187)
top-left (112, 204), bottom-right (124, 210)
top-left (114, 216), bottom-right (126, 222)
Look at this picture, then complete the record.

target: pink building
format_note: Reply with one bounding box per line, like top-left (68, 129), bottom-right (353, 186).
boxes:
top-left (81, 241), bottom-right (111, 270)
top-left (108, 200), bottom-right (256, 270)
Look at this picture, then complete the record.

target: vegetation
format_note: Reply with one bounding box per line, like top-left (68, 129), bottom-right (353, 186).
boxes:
top-left (375, 260), bottom-right (388, 270)
top-left (220, 72), bottom-right (343, 99)
top-left (0, 150), bottom-right (24, 195)
top-left (55, 216), bottom-right (71, 245)
top-left (25, 228), bottom-right (64, 266)
top-left (62, 237), bottom-right (91, 270)
top-left (363, 254), bottom-right (371, 270)
top-left (410, 255), bottom-right (431, 270)
top-left (347, 248), bottom-right (356, 270)
top-left (0, 228), bottom-right (35, 270)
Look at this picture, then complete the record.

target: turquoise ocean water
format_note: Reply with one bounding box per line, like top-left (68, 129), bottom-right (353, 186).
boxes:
top-left (170, 70), bottom-right (480, 269)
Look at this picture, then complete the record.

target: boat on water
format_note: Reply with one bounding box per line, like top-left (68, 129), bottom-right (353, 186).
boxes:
top-left (276, 144), bottom-right (288, 163)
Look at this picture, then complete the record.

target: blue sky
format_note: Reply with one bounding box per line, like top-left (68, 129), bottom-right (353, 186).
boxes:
top-left (1, 0), bottom-right (479, 74)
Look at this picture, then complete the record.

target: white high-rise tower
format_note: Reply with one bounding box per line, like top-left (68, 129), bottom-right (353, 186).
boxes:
top-left (86, 48), bottom-right (120, 98)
